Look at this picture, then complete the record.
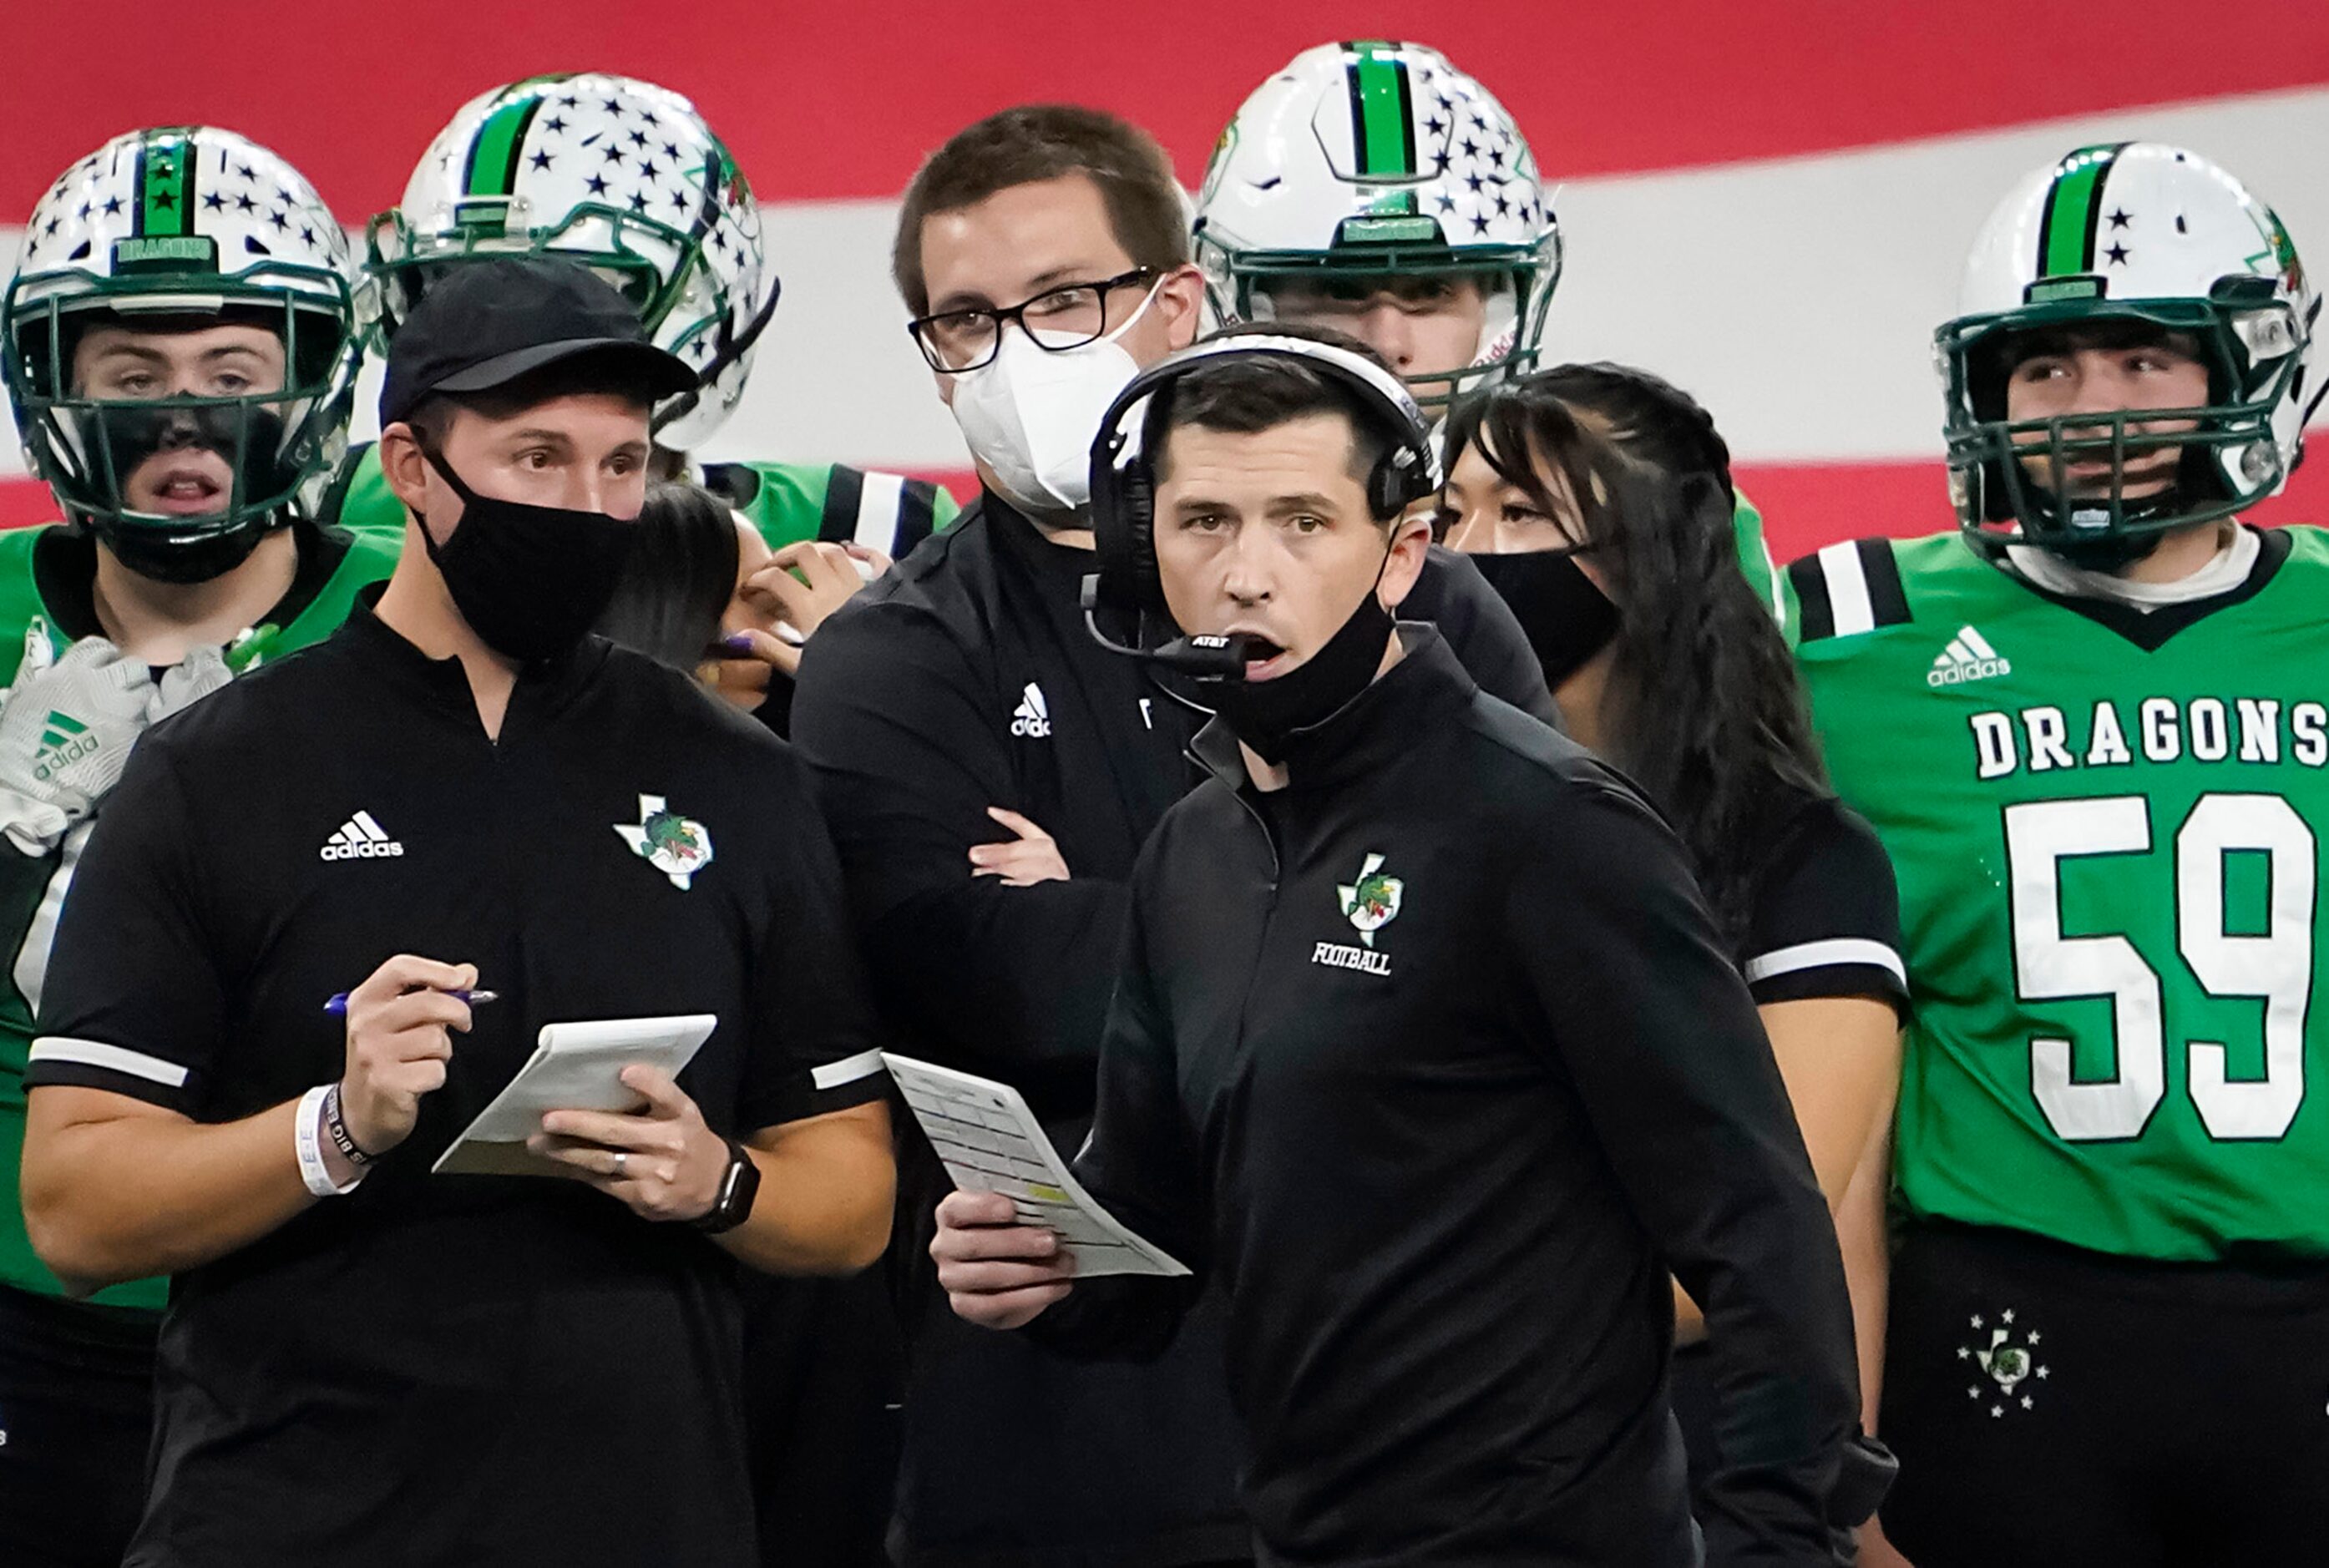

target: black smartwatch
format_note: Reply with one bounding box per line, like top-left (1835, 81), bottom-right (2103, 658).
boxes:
top-left (688, 1137), bottom-right (761, 1235)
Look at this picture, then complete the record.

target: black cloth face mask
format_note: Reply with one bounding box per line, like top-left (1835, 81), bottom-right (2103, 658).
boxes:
top-left (418, 446), bottom-right (636, 664)
top-left (1468, 549), bottom-right (1620, 687)
top-left (1197, 561), bottom-right (1397, 765)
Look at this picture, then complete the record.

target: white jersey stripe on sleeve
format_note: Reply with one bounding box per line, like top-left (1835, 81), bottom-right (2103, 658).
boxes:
top-left (853, 472), bottom-right (905, 553)
top-left (1815, 542), bottom-right (1876, 637)
top-left (28, 1036), bottom-right (191, 1089)
top-left (1743, 937), bottom-right (1907, 989)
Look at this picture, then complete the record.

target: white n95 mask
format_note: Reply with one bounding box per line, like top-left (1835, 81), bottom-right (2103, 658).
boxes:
top-left (947, 279), bottom-right (1164, 516)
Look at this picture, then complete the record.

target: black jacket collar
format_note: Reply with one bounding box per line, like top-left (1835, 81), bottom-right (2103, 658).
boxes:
top-left (1190, 625), bottom-right (1476, 797)
top-left (337, 589), bottom-right (610, 720)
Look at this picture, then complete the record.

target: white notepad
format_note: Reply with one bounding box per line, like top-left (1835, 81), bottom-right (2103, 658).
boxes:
top-left (433, 1014), bottom-right (718, 1176)
top-left (882, 1052), bottom-right (1190, 1278)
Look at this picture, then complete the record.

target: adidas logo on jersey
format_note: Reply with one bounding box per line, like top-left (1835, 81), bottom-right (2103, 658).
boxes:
top-left (319, 811), bottom-right (404, 861)
top-left (1010, 683), bottom-right (1051, 739)
top-left (1928, 626), bottom-right (2012, 687)
top-left (31, 711), bottom-right (97, 781)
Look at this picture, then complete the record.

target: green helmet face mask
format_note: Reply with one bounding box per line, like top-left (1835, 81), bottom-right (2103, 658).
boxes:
top-left (3, 128), bottom-right (360, 582)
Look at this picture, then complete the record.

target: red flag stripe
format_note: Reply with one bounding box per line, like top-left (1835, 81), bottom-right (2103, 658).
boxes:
top-left (4, 3), bottom-right (2326, 216)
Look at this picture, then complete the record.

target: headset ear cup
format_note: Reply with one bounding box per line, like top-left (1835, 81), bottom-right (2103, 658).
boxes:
top-left (1370, 446), bottom-right (1433, 519)
top-left (1371, 463), bottom-right (1400, 520)
top-left (1091, 450), bottom-right (1163, 614)
top-left (1121, 463), bottom-right (1163, 612)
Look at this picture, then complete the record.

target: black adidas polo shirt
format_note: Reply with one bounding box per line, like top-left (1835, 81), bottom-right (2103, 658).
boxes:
top-left (24, 601), bottom-right (887, 1568)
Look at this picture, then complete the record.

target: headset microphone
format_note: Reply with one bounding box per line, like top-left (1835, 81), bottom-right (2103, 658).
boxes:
top-left (1079, 576), bottom-right (1253, 680)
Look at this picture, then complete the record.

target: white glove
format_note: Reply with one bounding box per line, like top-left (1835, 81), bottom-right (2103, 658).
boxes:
top-left (0, 638), bottom-right (157, 854)
top-left (149, 645), bottom-right (233, 725)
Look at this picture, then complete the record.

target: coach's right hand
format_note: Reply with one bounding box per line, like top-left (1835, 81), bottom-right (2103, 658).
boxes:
top-left (339, 955), bottom-right (478, 1155)
top-left (931, 1189), bottom-right (1077, 1329)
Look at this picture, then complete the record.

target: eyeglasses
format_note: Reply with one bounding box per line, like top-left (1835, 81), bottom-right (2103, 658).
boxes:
top-left (908, 267), bottom-right (1160, 372)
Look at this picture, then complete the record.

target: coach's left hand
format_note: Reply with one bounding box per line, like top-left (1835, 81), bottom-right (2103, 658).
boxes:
top-left (530, 1065), bottom-right (728, 1222)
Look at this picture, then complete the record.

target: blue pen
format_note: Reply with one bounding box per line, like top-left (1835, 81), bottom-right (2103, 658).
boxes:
top-left (323, 989), bottom-right (499, 1017)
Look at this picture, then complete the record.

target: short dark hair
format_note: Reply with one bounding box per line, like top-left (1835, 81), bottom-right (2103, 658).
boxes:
top-left (593, 481), bottom-right (742, 672)
top-left (399, 349), bottom-right (656, 451)
top-left (1143, 324), bottom-right (1405, 520)
top-left (894, 105), bottom-right (1189, 316)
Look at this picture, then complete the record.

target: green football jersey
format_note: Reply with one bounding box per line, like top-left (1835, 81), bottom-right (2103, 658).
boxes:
top-left (331, 443), bottom-right (961, 559)
top-left (1790, 527), bottom-right (2329, 1262)
top-left (0, 520), bottom-right (398, 1307)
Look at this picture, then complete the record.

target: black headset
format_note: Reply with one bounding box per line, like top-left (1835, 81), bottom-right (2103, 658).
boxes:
top-left (1086, 334), bottom-right (1443, 622)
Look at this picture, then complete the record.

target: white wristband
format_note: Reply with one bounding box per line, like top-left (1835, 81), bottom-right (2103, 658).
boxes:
top-left (295, 1084), bottom-right (362, 1197)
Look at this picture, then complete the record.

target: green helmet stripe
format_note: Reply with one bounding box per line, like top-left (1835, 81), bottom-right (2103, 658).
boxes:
top-left (1343, 41), bottom-right (1417, 179)
top-left (134, 132), bottom-right (197, 240)
top-left (2036, 143), bottom-right (2128, 279)
top-left (464, 94), bottom-right (544, 200)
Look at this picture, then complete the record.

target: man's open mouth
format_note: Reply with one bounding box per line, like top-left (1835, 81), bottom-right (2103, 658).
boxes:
top-left (139, 463), bottom-right (228, 516)
top-left (1229, 633), bottom-right (1289, 680)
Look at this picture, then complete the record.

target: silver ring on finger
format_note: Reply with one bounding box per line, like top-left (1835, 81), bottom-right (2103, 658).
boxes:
top-left (612, 1151), bottom-right (628, 1177)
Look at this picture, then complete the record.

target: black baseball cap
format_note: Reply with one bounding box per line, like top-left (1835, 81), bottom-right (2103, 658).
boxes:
top-left (379, 255), bottom-right (696, 427)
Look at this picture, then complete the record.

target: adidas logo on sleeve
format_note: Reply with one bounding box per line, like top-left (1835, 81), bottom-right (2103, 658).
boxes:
top-left (1928, 625), bottom-right (2012, 687)
top-left (319, 811), bottom-right (405, 861)
top-left (1010, 683), bottom-right (1051, 739)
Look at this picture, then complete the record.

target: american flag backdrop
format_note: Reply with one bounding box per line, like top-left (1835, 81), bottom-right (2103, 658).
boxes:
top-left (3, 0), bottom-right (2326, 557)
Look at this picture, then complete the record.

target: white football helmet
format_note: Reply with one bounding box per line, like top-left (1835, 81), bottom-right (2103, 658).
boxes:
top-left (3, 126), bottom-right (360, 581)
top-left (1939, 142), bottom-right (2317, 559)
top-left (1193, 41), bottom-right (1559, 410)
top-left (367, 73), bottom-right (774, 450)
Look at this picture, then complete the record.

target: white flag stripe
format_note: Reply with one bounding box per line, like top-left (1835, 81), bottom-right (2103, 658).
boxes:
top-left (1817, 543), bottom-right (1875, 637)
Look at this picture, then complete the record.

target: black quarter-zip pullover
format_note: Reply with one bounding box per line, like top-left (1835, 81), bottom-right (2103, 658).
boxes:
top-left (1038, 630), bottom-right (1859, 1567)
